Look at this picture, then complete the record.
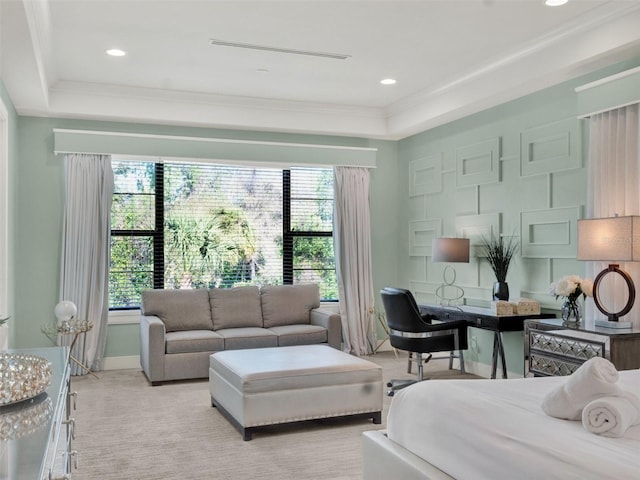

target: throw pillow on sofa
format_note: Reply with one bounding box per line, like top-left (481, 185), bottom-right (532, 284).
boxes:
top-left (209, 286), bottom-right (263, 330)
top-left (261, 284), bottom-right (320, 328)
top-left (141, 289), bottom-right (213, 332)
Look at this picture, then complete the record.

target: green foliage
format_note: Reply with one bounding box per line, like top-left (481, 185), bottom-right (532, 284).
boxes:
top-left (109, 236), bottom-right (153, 308)
top-left (109, 162), bottom-right (337, 308)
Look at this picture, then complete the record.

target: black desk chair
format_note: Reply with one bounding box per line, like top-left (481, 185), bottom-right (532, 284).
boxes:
top-left (380, 287), bottom-right (468, 396)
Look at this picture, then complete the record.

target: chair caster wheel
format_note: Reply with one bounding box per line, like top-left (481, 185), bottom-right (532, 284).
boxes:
top-left (387, 390), bottom-right (395, 397)
top-left (386, 381), bottom-right (393, 388)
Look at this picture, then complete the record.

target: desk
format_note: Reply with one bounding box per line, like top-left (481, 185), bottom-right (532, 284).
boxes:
top-left (419, 304), bottom-right (555, 379)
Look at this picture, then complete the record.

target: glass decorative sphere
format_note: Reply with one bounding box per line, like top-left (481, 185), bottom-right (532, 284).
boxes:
top-left (54, 301), bottom-right (77, 321)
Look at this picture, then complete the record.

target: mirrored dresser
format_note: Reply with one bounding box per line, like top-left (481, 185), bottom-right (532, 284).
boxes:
top-left (525, 318), bottom-right (640, 377)
top-left (0, 346), bottom-right (76, 479)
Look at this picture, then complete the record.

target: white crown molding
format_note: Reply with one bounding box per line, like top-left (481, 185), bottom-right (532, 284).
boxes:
top-left (17, 80), bottom-right (390, 139)
top-left (49, 80), bottom-right (384, 118)
top-left (385, 3), bottom-right (640, 139)
top-left (1, 0), bottom-right (49, 111)
top-left (8, 2), bottom-right (640, 140)
top-left (21, 0), bottom-right (54, 107)
top-left (390, 2), bottom-right (640, 113)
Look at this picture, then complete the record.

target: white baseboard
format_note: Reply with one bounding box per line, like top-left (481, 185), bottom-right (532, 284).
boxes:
top-left (101, 355), bottom-right (140, 371)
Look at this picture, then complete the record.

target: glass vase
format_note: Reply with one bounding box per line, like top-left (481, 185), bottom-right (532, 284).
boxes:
top-left (561, 299), bottom-right (582, 327)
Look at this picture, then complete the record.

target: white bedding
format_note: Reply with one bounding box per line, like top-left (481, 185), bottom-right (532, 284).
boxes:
top-left (387, 369), bottom-right (640, 480)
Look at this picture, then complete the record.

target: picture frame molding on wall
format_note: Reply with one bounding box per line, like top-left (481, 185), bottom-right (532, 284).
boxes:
top-left (520, 118), bottom-right (581, 177)
top-left (409, 153), bottom-right (443, 196)
top-left (520, 206), bottom-right (582, 258)
top-left (456, 137), bottom-right (501, 188)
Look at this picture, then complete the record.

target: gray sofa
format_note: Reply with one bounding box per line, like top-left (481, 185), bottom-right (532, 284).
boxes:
top-left (139, 283), bottom-right (342, 385)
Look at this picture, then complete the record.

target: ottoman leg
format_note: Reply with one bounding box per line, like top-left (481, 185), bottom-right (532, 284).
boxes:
top-left (212, 396), bottom-right (254, 441)
top-left (372, 412), bottom-right (382, 424)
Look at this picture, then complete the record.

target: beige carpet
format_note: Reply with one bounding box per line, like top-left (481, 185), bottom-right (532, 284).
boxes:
top-left (71, 351), bottom-right (478, 480)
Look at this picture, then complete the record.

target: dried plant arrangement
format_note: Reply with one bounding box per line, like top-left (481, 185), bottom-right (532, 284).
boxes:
top-left (481, 234), bottom-right (518, 282)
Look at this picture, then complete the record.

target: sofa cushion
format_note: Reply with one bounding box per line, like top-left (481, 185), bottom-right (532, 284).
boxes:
top-left (261, 284), bottom-right (320, 328)
top-left (216, 327), bottom-right (278, 350)
top-left (165, 330), bottom-right (224, 354)
top-left (209, 286), bottom-right (263, 330)
top-left (268, 324), bottom-right (328, 347)
top-left (141, 289), bottom-right (213, 332)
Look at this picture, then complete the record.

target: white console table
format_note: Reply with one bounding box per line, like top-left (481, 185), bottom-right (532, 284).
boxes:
top-left (0, 346), bottom-right (77, 479)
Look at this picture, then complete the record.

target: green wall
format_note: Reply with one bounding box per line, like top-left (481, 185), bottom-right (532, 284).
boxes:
top-left (13, 117), bottom-right (398, 358)
top-left (10, 57), bottom-right (640, 375)
top-left (396, 58), bottom-right (640, 376)
top-left (0, 79), bottom-right (18, 348)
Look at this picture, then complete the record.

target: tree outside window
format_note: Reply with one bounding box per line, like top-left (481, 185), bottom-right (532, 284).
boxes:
top-left (109, 160), bottom-right (336, 308)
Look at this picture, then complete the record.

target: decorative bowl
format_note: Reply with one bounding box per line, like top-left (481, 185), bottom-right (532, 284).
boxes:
top-left (0, 393), bottom-right (53, 440)
top-left (0, 353), bottom-right (52, 406)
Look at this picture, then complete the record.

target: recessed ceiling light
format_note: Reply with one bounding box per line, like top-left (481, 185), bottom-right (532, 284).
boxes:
top-left (106, 48), bottom-right (126, 57)
top-left (545, 0), bottom-right (568, 6)
top-left (380, 78), bottom-right (397, 85)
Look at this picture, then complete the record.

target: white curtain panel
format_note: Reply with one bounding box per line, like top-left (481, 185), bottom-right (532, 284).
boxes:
top-left (333, 167), bottom-right (376, 356)
top-left (585, 104), bottom-right (640, 327)
top-left (60, 154), bottom-right (114, 374)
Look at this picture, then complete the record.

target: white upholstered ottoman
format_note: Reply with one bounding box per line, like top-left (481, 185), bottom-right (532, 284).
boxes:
top-left (209, 344), bottom-right (383, 440)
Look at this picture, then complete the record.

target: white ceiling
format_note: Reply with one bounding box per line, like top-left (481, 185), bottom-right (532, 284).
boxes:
top-left (2, 0), bottom-right (640, 139)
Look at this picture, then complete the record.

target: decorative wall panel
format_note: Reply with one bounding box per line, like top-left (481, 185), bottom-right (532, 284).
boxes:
top-left (456, 138), bottom-right (500, 187)
top-left (410, 154), bottom-right (442, 196)
top-left (455, 213), bottom-right (501, 256)
top-left (520, 207), bottom-right (581, 258)
top-left (409, 219), bottom-right (442, 256)
top-left (520, 118), bottom-right (580, 176)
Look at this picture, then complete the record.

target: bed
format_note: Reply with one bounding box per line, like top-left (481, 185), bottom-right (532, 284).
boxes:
top-left (362, 369), bottom-right (640, 480)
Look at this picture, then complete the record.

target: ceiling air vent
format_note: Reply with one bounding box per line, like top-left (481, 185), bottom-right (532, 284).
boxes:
top-left (208, 39), bottom-right (351, 60)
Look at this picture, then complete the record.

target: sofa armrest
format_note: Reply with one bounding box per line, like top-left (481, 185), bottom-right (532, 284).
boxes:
top-left (139, 315), bottom-right (166, 385)
top-left (310, 308), bottom-right (342, 349)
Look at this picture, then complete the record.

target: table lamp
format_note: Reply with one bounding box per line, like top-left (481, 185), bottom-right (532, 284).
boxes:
top-left (431, 237), bottom-right (470, 306)
top-left (577, 216), bottom-right (639, 329)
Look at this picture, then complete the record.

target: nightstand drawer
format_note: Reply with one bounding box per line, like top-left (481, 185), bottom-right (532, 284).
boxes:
top-left (529, 352), bottom-right (583, 377)
top-left (525, 319), bottom-right (640, 376)
top-left (530, 330), bottom-right (605, 362)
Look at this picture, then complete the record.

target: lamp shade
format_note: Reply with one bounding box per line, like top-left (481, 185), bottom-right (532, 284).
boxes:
top-left (577, 216), bottom-right (640, 261)
top-left (431, 238), bottom-right (470, 263)
top-left (54, 301), bottom-right (77, 322)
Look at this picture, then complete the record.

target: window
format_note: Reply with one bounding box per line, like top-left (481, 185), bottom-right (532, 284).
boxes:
top-left (109, 160), bottom-right (336, 309)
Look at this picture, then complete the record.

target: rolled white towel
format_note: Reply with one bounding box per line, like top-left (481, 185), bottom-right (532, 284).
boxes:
top-left (541, 357), bottom-right (622, 420)
top-left (582, 391), bottom-right (640, 437)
